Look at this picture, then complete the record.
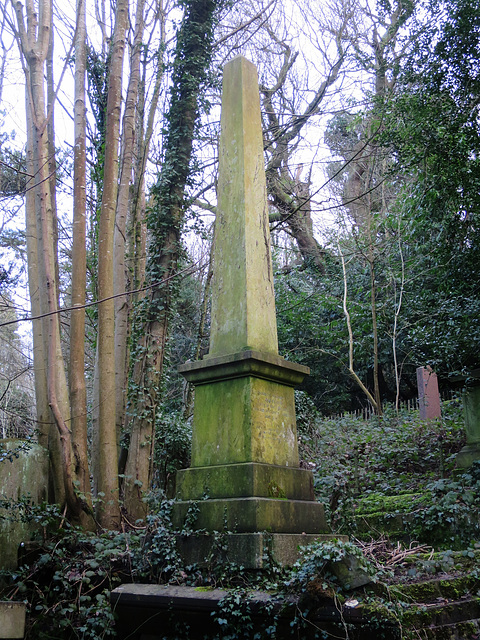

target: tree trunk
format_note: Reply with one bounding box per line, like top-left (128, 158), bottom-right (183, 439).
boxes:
top-left (93, 0), bottom-right (128, 529)
top-left (113, 0), bottom-right (146, 451)
top-left (12, 0), bottom-right (85, 516)
top-left (70, 0), bottom-right (94, 525)
top-left (24, 87), bottom-right (50, 452)
top-left (123, 0), bottom-right (222, 520)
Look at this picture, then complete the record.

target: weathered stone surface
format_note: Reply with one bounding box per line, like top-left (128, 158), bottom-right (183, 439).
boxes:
top-left (173, 56), bottom-right (324, 546)
top-left (0, 440), bottom-right (48, 570)
top-left (417, 366), bottom-right (442, 420)
top-left (172, 496), bottom-right (327, 534)
top-left (0, 601), bottom-right (26, 639)
top-left (209, 56), bottom-right (278, 357)
top-left (179, 350), bottom-right (308, 386)
top-left (456, 384), bottom-right (480, 469)
top-left (189, 375), bottom-right (301, 467)
top-left (175, 532), bottom-right (348, 569)
top-left (176, 462), bottom-right (315, 501)
top-left (328, 556), bottom-right (373, 590)
top-left (111, 583), bottom-right (401, 640)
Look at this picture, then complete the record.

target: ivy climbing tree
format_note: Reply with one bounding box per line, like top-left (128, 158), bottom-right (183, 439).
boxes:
top-left (122, 0), bottom-right (227, 521)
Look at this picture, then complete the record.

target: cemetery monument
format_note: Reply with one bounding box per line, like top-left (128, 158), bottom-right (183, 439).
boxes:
top-left (172, 56), bottom-right (329, 567)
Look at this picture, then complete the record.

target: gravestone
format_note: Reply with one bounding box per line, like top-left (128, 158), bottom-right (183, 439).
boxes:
top-left (416, 366), bottom-right (441, 420)
top-left (455, 370), bottom-right (480, 469)
top-left (172, 56), bottom-right (328, 567)
top-left (0, 440), bottom-right (48, 570)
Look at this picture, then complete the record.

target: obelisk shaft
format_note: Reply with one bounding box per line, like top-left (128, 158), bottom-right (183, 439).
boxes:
top-left (209, 56), bottom-right (278, 357)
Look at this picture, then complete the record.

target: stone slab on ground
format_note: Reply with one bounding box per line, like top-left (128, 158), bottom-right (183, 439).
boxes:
top-left (110, 583), bottom-right (401, 640)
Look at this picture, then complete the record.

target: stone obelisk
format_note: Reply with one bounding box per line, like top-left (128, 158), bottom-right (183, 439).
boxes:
top-left (173, 56), bottom-right (328, 566)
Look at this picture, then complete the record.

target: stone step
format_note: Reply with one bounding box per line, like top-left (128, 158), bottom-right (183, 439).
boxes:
top-left (403, 597), bottom-right (480, 628)
top-left (381, 574), bottom-right (480, 638)
top-left (390, 574), bottom-right (480, 603)
top-left (410, 618), bottom-right (480, 639)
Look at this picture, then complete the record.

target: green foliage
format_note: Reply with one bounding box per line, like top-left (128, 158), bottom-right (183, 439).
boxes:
top-left (305, 398), bottom-right (480, 550)
top-left (275, 226), bottom-right (431, 413)
top-left (84, 42), bottom-right (110, 328)
top-left (378, 0), bottom-right (480, 375)
top-left (0, 498), bottom-right (187, 639)
top-left (411, 462), bottom-right (480, 547)
top-left (301, 399), bottom-right (465, 532)
top-left (0, 123), bottom-right (26, 198)
top-left (154, 410), bottom-right (192, 495)
top-left (0, 518), bottom-right (123, 638)
top-left (275, 260), bottom-right (355, 413)
top-left (286, 538), bottom-right (377, 591)
top-left (294, 390), bottom-right (320, 440)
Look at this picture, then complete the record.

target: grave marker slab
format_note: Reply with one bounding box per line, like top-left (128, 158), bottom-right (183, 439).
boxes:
top-left (455, 370), bottom-right (480, 469)
top-left (417, 366), bottom-right (441, 420)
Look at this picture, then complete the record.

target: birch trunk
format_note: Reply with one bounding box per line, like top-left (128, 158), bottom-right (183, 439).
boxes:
top-left (24, 87), bottom-right (49, 452)
top-left (12, 0), bottom-right (87, 520)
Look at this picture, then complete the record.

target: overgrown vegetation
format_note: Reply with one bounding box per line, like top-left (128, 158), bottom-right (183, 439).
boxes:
top-left (2, 399), bottom-right (479, 638)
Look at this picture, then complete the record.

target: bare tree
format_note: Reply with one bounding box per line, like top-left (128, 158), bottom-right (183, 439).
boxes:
top-left (93, 0), bottom-right (129, 530)
top-left (70, 0), bottom-right (93, 523)
top-left (11, 0), bottom-right (86, 518)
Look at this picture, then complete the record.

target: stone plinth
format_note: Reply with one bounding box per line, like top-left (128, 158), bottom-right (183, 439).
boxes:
top-left (175, 532), bottom-right (347, 568)
top-left (176, 462), bottom-right (315, 501)
top-left (173, 497), bottom-right (326, 534)
top-left (179, 351), bottom-right (308, 467)
top-left (174, 354), bottom-right (327, 536)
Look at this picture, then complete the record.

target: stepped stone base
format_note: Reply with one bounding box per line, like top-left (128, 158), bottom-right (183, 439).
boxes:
top-left (175, 532), bottom-right (345, 569)
top-left (172, 496), bottom-right (327, 534)
top-left (176, 462), bottom-right (315, 501)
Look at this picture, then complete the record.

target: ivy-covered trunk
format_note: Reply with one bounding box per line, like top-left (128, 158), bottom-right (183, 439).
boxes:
top-left (123, 0), bottom-right (223, 521)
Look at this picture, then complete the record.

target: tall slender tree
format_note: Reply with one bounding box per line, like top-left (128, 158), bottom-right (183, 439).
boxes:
top-left (11, 0), bottom-right (85, 518)
top-left (93, 0), bottom-right (129, 530)
top-left (70, 0), bottom-right (93, 524)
